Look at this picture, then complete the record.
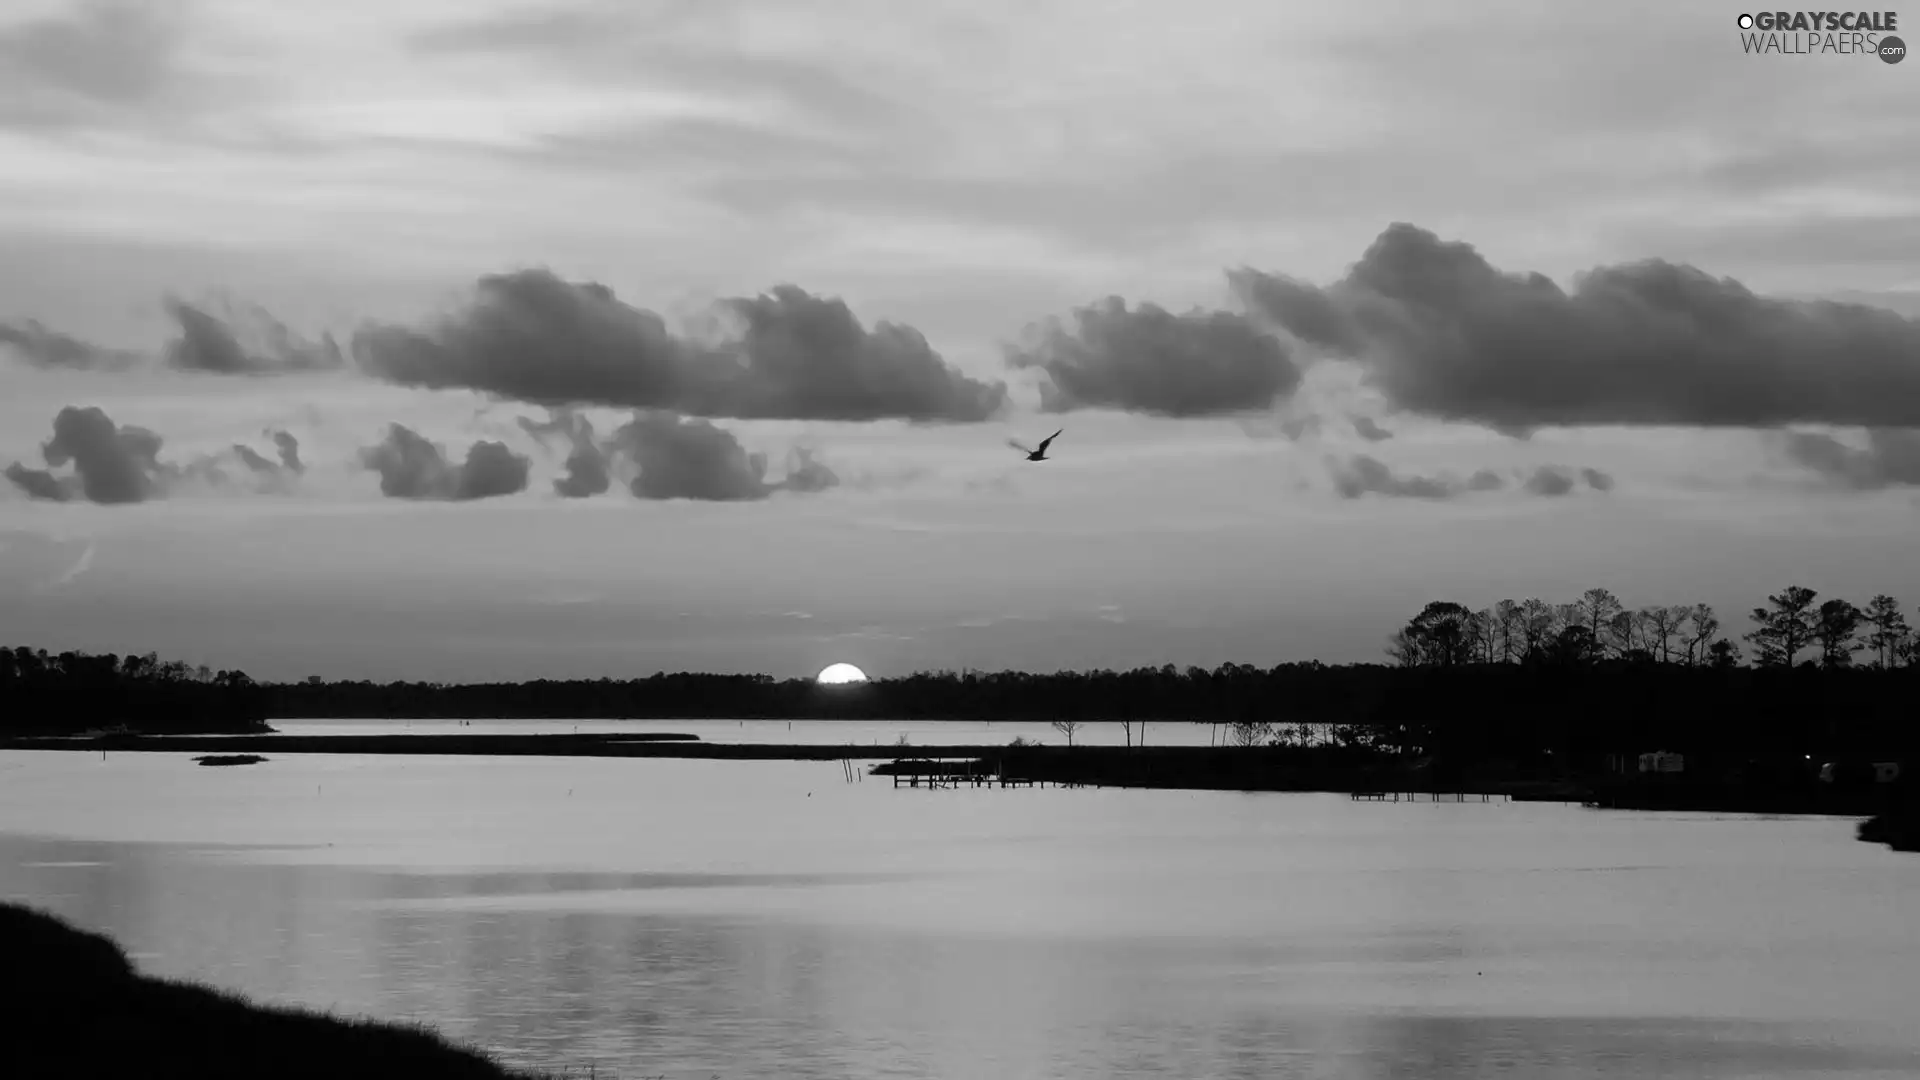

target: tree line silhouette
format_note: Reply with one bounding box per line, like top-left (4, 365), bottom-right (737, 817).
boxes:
top-left (3, 586), bottom-right (1915, 768)
top-left (1, 647), bottom-right (269, 735)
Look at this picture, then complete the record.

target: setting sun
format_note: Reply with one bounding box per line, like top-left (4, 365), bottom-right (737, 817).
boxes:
top-left (816, 663), bottom-right (868, 685)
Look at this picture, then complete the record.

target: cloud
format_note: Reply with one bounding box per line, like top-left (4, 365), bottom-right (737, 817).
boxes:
top-left (225, 430), bottom-right (304, 492)
top-left (358, 423), bottom-right (531, 501)
top-left (1232, 222), bottom-right (1920, 431)
top-left (517, 409), bottom-right (610, 498)
top-left (232, 444), bottom-right (278, 474)
top-left (1466, 469), bottom-right (1507, 492)
top-left (596, 412), bottom-right (842, 502)
top-left (4, 299), bottom-right (340, 375)
top-left (1327, 454), bottom-right (1461, 500)
top-left (1326, 456), bottom-right (1610, 501)
top-left (271, 430), bottom-right (303, 473)
top-left (351, 271), bottom-right (1007, 422)
top-left (1351, 415), bottom-right (1393, 442)
top-left (4, 405), bottom-right (167, 504)
top-left (1782, 428), bottom-right (1920, 490)
top-left (604, 412), bottom-right (774, 502)
top-left (4, 464), bottom-right (72, 502)
top-left (162, 297), bottom-right (344, 375)
top-left (778, 447), bottom-right (840, 494)
top-left (0, 319), bottom-right (139, 370)
top-left (0, 0), bottom-right (184, 129)
top-left (2, 409), bottom-right (313, 503)
top-left (1005, 297), bottom-right (1301, 416)
top-left (1522, 466), bottom-right (1576, 496)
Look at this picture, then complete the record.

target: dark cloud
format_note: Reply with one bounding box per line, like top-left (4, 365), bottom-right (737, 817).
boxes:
top-left (271, 430), bottom-right (303, 473)
top-left (4, 405), bottom-right (166, 504)
top-left (1232, 222), bottom-right (1920, 432)
top-left (1783, 429), bottom-right (1920, 490)
top-left (3, 299), bottom-right (340, 375)
top-left (779, 448), bottom-right (840, 494)
top-left (1233, 271), bottom-right (1365, 354)
top-left (226, 430), bottom-right (303, 491)
top-left (4, 464), bottom-right (72, 502)
top-left (162, 298), bottom-right (343, 375)
top-left (232, 444), bottom-right (277, 474)
top-left (1523, 466), bottom-right (1577, 497)
top-left (351, 271), bottom-right (1006, 422)
top-left (1005, 297), bottom-right (1301, 417)
top-left (359, 424), bottom-right (531, 501)
top-left (595, 412), bottom-right (841, 502)
top-left (3, 409), bottom-right (314, 503)
top-left (1352, 415), bottom-right (1393, 442)
top-left (1326, 455), bottom-right (1459, 500)
top-left (605, 412), bottom-right (774, 502)
top-left (1327, 456), bottom-right (1615, 501)
top-left (517, 410), bottom-right (610, 499)
top-left (0, 319), bottom-right (139, 370)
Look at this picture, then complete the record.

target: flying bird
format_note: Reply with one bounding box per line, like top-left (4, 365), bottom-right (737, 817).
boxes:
top-left (1008, 429), bottom-right (1063, 462)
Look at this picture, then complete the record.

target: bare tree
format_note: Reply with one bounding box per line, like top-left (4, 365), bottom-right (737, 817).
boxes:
top-left (1862, 595), bottom-right (1911, 668)
top-left (1386, 628), bottom-right (1418, 668)
top-left (1577, 588), bottom-right (1625, 658)
top-left (1682, 603), bottom-right (1720, 666)
top-left (1640, 605), bottom-right (1690, 664)
top-left (1493, 599), bottom-right (1524, 663)
top-left (1051, 719), bottom-right (1082, 747)
top-left (1519, 598), bottom-right (1556, 661)
top-left (1229, 719), bottom-right (1273, 747)
top-left (1470, 608), bottom-right (1499, 664)
top-left (1605, 608), bottom-right (1646, 659)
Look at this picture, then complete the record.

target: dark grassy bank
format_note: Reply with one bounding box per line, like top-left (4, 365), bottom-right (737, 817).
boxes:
top-left (875, 746), bottom-right (1898, 818)
top-left (0, 902), bottom-right (538, 1079)
top-left (194, 753), bottom-right (268, 766)
top-left (1859, 776), bottom-right (1920, 851)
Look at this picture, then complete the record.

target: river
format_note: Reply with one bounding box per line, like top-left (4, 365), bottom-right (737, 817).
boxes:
top-left (2, 748), bottom-right (1916, 1078)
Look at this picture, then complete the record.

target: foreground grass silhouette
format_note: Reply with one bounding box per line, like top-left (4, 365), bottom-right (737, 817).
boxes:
top-left (0, 902), bottom-right (540, 1079)
top-left (1859, 775), bottom-right (1920, 852)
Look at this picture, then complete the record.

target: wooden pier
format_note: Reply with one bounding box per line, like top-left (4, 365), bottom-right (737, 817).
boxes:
top-left (879, 758), bottom-right (1081, 789)
top-left (1351, 791), bottom-right (1509, 803)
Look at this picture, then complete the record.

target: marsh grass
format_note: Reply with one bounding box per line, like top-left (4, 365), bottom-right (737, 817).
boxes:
top-left (1, 902), bottom-right (550, 1079)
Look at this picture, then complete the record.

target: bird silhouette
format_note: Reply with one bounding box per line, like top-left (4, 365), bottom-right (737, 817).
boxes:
top-left (1008, 429), bottom-right (1063, 461)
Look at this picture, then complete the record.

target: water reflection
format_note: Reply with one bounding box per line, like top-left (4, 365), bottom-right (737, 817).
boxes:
top-left (5, 760), bottom-right (1920, 1078)
top-left (265, 716), bottom-right (1223, 747)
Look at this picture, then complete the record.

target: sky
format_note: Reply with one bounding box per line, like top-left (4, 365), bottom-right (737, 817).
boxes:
top-left (2, 0), bottom-right (1917, 681)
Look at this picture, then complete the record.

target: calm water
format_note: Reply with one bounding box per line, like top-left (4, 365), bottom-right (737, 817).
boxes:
top-left (3, 750), bottom-right (1918, 1079)
top-left (265, 717), bottom-right (1225, 746)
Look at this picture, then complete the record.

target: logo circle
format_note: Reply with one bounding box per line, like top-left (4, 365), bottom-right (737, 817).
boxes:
top-left (1737, 13), bottom-right (1754, 29)
top-left (1881, 35), bottom-right (1906, 63)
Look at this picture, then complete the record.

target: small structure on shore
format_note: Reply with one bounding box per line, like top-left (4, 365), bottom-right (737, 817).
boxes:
top-left (1637, 751), bottom-right (1685, 774)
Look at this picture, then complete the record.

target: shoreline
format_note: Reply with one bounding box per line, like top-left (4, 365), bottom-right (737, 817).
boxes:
top-left (4, 734), bottom-right (1897, 823)
top-left (3, 901), bottom-right (544, 1079)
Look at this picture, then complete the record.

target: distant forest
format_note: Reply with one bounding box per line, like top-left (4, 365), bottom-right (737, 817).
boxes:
top-left (4, 585), bottom-right (1916, 763)
top-left (1, 649), bottom-right (270, 736)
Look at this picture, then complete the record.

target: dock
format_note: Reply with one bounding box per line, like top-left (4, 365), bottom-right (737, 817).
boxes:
top-left (1351, 791), bottom-right (1509, 803)
top-left (879, 758), bottom-right (1081, 789)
